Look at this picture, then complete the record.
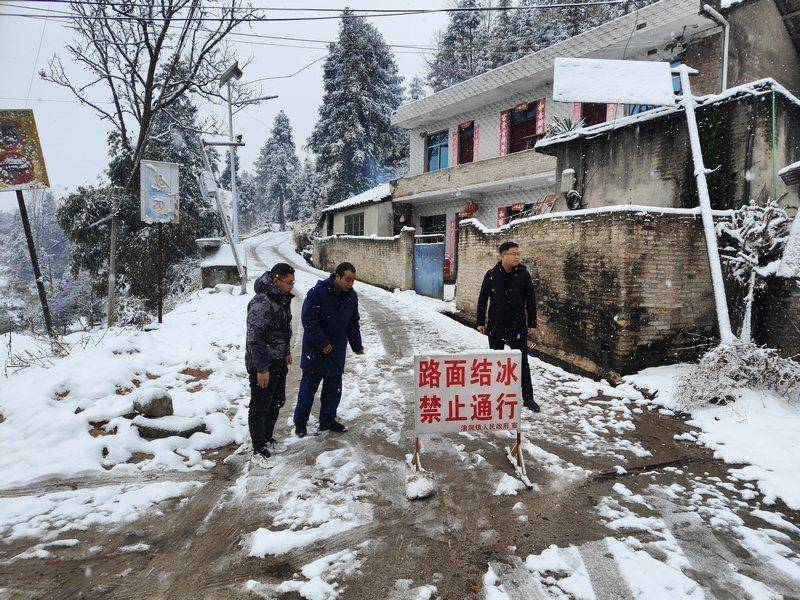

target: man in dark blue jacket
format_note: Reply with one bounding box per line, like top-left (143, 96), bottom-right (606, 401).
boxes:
top-left (294, 262), bottom-right (364, 437)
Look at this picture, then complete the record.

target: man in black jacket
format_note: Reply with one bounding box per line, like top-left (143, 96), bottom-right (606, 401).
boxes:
top-left (476, 241), bottom-right (540, 412)
top-left (245, 263), bottom-right (296, 467)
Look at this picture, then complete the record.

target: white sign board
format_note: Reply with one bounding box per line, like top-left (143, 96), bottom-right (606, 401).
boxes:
top-left (414, 350), bottom-right (522, 434)
top-left (140, 159), bottom-right (179, 224)
top-left (553, 58), bottom-right (677, 107)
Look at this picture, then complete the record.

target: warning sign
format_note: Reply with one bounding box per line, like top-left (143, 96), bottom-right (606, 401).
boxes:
top-left (0, 110), bottom-right (50, 192)
top-left (414, 350), bottom-right (522, 434)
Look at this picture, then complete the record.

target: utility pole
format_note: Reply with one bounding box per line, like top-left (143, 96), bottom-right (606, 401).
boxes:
top-left (16, 190), bottom-right (54, 338)
top-left (107, 190), bottom-right (119, 326)
top-left (226, 79), bottom-right (240, 243)
top-left (675, 64), bottom-right (734, 344)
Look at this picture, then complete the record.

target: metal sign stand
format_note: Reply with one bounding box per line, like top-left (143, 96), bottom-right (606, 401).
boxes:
top-left (410, 437), bottom-right (424, 472)
top-left (15, 190), bottom-right (55, 338)
top-left (157, 222), bottom-right (164, 323)
top-left (505, 430), bottom-right (534, 489)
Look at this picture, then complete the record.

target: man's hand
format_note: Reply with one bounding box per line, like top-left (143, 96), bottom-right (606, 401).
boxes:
top-left (285, 355), bottom-right (293, 365)
top-left (355, 347), bottom-right (365, 355)
top-left (322, 344), bottom-right (333, 355)
top-left (477, 326), bottom-right (486, 334)
top-left (256, 371), bottom-right (270, 389)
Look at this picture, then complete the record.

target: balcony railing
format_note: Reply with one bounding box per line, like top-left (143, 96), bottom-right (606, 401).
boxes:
top-left (392, 148), bottom-right (556, 200)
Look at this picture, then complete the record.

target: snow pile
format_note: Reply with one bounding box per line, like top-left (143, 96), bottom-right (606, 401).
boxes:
top-left (493, 473), bottom-right (525, 496)
top-left (625, 364), bottom-right (800, 509)
top-left (405, 472), bottom-right (436, 500)
top-left (271, 547), bottom-right (365, 600)
top-left (525, 545), bottom-right (594, 600)
top-left (777, 211), bottom-right (800, 278)
top-left (675, 342), bottom-right (800, 410)
top-left (244, 446), bottom-right (372, 559)
top-left (0, 481), bottom-right (203, 541)
top-left (606, 537), bottom-right (703, 599)
top-left (0, 284), bottom-right (253, 490)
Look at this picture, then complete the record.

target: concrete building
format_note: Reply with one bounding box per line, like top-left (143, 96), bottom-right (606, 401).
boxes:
top-left (389, 0), bottom-right (800, 278)
top-left (535, 79), bottom-right (800, 214)
top-left (320, 184), bottom-right (394, 237)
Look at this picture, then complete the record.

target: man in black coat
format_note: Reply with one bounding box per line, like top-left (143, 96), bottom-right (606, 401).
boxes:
top-left (476, 241), bottom-right (540, 412)
top-left (245, 263), bottom-right (296, 467)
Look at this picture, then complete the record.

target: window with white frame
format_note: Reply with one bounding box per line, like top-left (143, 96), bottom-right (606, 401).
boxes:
top-left (425, 130), bottom-right (449, 172)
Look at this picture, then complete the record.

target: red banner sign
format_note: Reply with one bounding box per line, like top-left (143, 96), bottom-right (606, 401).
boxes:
top-left (414, 351), bottom-right (522, 434)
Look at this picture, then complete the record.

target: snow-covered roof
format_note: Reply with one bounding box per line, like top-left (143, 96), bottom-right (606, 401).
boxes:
top-left (321, 183), bottom-right (392, 214)
top-left (779, 160), bottom-right (800, 186)
top-left (536, 79), bottom-right (800, 152)
top-left (391, 0), bottom-right (715, 129)
top-left (778, 212), bottom-right (800, 278)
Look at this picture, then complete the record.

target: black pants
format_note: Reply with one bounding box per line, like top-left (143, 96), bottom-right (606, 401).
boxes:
top-left (248, 363), bottom-right (287, 452)
top-left (489, 334), bottom-right (534, 402)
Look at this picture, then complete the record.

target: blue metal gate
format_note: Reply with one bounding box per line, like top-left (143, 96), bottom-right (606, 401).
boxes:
top-left (414, 240), bottom-right (445, 299)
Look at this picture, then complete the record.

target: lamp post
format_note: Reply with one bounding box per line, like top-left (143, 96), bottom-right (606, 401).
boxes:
top-left (219, 62), bottom-right (244, 243)
top-left (219, 61), bottom-right (278, 242)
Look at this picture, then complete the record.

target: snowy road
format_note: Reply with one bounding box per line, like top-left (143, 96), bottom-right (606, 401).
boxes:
top-left (1, 232), bottom-right (799, 599)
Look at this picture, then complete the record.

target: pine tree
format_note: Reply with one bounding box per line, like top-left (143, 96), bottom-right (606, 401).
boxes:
top-left (408, 76), bottom-right (428, 101)
top-left (488, 0), bottom-right (520, 68)
top-left (308, 9), bottom-right (406, 206)
top-left (237, 171), bottom-right (262, 233)
top-left (255, 111), bottom-right (301, 230)
top-left (427, 0), bottom-right (491, 92)
top-left (219, 152), bottom-right (240, 190)
top-left (297, 157), bottom-right (319, 219)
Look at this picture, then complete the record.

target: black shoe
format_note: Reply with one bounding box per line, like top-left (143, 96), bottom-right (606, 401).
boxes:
top-left (524, 399), bottom-right (541, 413)
top-left (319, 420), bottom-right (348, 433)
top-left (295, 424), bottom-right (307, 438)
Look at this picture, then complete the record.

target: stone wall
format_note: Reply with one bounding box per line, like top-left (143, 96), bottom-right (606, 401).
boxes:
top-left (313, 229), bottom-right (414, 291)
top-left (762, 276), bottom-right (800, 358)
top-left (455, 209), bottom-right (721, 376)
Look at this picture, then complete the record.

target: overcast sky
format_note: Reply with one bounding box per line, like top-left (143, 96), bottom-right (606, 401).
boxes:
top-left (0, 1), bottom-right (447, 204)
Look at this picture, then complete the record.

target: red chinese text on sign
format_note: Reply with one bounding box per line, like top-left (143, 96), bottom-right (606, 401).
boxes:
top-left (414, 350), bottom-right (523, 434)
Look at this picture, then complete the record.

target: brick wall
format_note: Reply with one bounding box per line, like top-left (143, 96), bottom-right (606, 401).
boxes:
top-left (762, 276), bottom-right (800, 357)
top-left (313, 229), bottom-right (414, 291)
top-left (455, 210), bottom-right (720, 376)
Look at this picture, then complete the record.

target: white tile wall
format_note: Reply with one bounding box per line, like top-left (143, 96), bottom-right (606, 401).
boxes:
top-left (408, 84), bottom-right (572, 178)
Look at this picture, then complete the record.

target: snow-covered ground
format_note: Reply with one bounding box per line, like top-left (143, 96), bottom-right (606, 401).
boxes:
top-left (625, 365), bottom-right (800, 509)
top-left (1, 231), bottom-right (799, 599)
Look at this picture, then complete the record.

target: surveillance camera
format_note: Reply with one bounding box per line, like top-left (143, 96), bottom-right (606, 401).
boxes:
top-left (235, 134), bottom-right (243, 144)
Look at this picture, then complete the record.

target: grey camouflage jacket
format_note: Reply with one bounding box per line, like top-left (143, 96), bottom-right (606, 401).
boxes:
top-left (245, 272), bottom-right (294, 374)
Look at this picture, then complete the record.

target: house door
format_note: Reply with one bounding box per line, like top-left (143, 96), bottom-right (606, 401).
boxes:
top-left (414, 238), bottom-right (445, 299)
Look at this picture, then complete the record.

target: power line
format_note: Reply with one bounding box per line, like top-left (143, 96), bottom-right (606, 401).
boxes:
top-left (1, 0), bottom-right (631, 23)
top-left (243, 55), bottom-right (326, 84)
top-left (3, 1), bottom-right (439, 49)
top-left (10, 0), bottom-right (629, 13)
top-left (25, 1), bottom-right (52, 101)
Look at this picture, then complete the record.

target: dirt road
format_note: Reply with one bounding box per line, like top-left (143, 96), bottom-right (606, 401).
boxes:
top-left (1, 233), bottom-right (799, 599)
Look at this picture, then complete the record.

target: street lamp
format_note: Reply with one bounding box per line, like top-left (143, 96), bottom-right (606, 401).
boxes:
top-left (220, 62), bottom-right (243, 243)
top-left (219, 62), bottom-right (279, 243)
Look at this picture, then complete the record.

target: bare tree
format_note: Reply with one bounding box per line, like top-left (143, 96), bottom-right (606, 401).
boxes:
top-left (41, 0), bottom-right (259, 181)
